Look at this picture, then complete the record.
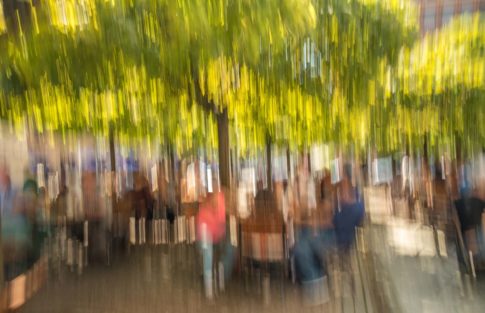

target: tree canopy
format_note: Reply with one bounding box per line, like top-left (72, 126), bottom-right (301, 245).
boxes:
top-left (0, 0), bottom-right (482, 158)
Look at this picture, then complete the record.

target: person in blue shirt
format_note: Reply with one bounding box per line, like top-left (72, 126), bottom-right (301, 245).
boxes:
top-left (292, 162), bottom-right (364, 305)
top-left (333, 164), bottom-right (365, 252)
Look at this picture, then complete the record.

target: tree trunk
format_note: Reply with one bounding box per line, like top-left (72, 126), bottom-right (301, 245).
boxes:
top-left (287, 147), bottom-right (291, 181)
top-left (217, 109), bottom-right (231, 189)
top-left (266, 137), bottom-right (272, 192)
top-left (2, 0), bottom-right (34, 34)
top-left (109, 126), bottom-right (116, 183)
top-left (108, 125), bottom-right (117, 217)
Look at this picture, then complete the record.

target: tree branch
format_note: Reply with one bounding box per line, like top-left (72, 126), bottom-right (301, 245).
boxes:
top-left (191, 63), bottom-right (219, 115)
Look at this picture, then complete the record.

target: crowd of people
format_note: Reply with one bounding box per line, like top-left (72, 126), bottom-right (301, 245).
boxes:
top-left (195, 156), bottom-right (366, 304)
top-left (0, 151), bottom-right (483, 307)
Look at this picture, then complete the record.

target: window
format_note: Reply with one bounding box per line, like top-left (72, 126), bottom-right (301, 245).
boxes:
top-left (423, 4), bottom-right (437, 31)
top-left (442, 5), bottom-right (455, 25)
top-left (461, 0), bottom-right (475, 14)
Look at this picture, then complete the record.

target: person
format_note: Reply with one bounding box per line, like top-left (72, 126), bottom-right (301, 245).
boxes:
top-left (429, 164), bottom-right (449, 228)
top-left (55, 178), bottom-right (84, 269)
top-left (455, 187), bottom-right (484, 234)
top-left (3, 177), bottom-right (43, 280)
top-left (196, 180), bottom-right (235, 300)
top-left (455, 186), bottom-right (485, 268)
top-left (165, 181), bottom-right (176, 224)
top-left (292, 162), bottom-right (336, 305)
top-left (0, 167), bottom-right (16, 217)
top-left (133, 172), bottom-right (154, 220)
top-left (2, 174), bottom-right (31, 281)
top-left (332, 164), bottom-right (365, 252)
top-left (20, 179), bottom-right (44, 268)
top-left (82, 169), bottom-right (107, 263)
top-left (275, 178), bottom-right (294, 225)
top-left (115, 183), bottom-right (136, 253)
top-left (133, 171), bottom-right (154, 244)
top-left (53, 184), bottom-right (66, 218)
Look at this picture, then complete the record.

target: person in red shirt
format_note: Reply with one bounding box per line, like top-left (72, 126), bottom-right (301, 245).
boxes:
top-left (197, 191), bottom-right (226, 243)
top-left (197, 182), bottom-right (235, 300)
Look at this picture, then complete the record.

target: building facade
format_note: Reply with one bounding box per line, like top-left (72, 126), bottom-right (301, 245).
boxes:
top-left (418, 0), bottom-right (485, 33)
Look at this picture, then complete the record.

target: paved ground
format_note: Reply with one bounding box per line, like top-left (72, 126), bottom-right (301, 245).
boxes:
top-left (17, 241), bottom-right (485, 313)
top-left (18, 244), bottom-right (351, 313)
top-left (366, 225), bottom-right (485, 313)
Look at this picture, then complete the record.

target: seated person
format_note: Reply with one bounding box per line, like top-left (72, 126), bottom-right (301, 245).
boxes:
top-left (455, 187), bottom-right (484, 233)
top-left (332, 164), bottom-right (365, 252)
top-left (292, 164), bottom-right (336, 285)
top-left (455, 186), bottom-right (485, 267)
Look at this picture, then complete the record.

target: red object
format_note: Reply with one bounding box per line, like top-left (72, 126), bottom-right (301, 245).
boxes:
top-left (197, 192), bottom-right (226, 243)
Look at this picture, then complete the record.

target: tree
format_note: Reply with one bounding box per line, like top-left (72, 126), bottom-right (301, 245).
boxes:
top-left (393, 13), bottom-right (485, 157)
top-left (0, 0), bottom-right (423, 184)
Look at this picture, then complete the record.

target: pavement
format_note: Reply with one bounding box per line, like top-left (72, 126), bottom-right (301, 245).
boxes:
top-left (365, 225), bottom-right (485, 313)
top-left (16, 237), bottom-right (485, 313)
top-left (18, 245), bottom-right (346, 313)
